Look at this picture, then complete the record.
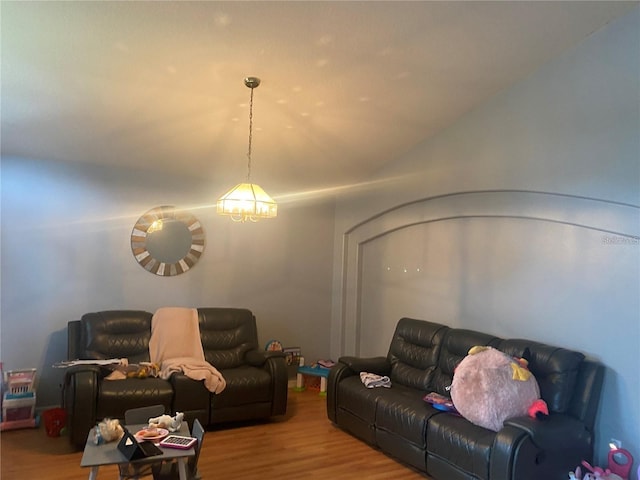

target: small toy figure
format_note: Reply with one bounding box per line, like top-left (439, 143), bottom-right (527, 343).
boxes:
top-left (148, 412), bottom-right (184, 432)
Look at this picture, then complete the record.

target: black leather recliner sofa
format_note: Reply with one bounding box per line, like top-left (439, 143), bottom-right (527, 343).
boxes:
top-left (327, 317), bottom-right (604, 480)
top-left (64, 308), bottom-right (288, 450)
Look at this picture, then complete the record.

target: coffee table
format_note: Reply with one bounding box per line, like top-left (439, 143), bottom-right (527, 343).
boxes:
top-left (80, 422), bottom-right (195, 480)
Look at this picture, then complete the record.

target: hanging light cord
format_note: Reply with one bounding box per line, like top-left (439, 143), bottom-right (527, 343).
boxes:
top-left (246, 86), bottom-right (254, 183)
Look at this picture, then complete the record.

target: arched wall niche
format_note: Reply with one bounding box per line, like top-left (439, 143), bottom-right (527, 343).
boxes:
top-left (337, 190), bottom-right (639, 356)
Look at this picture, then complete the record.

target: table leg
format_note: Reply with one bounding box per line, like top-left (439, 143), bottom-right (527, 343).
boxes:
top-left (293, 372), bottom-right (305, 392)
top-left (177, 458), bottom-right (188, 480)
top-left (88, 466), bottom-right (99, 480)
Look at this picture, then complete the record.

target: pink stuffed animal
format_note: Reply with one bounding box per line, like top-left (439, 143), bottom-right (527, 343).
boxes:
top-left (450, 346), bottom-right (545, 432)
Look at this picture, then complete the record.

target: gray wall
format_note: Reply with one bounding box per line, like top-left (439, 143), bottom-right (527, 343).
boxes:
top-left (331, 7), bottom-right (639, 471)
top-left (1, 158), bottom-right (335, 406)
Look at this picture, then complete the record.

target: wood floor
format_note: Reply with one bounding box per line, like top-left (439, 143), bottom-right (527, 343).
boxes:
top-left (1, 389), bottom-right (430, 479)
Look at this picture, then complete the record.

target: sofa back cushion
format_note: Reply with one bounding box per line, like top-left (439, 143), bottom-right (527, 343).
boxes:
top-left (198, 308), bottom-right (259, 369)
top-left (387, 318), bottom-right (449, 390)
top-left (80, 311), bottom-right (152, 363)
top-left (429, 328), bottom-right (501, 396)
top-left (496, 339), bottom-right (585, 414)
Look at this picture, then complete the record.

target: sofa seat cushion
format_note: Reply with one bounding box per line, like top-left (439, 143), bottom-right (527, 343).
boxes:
top-left (375, 384), bottom-right (439, 448)
top-left (212, 366), bottom-right (272, 409)
top-left (426, 412), bottom-right (496, 480)
top-left (97, 378), bottom-right (173, 419)
top-left (336, 375), bottom-right (385, 424)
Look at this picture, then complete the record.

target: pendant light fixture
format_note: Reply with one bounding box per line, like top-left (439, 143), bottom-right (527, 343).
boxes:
top-left (217, 77), bottom-right (277, 222)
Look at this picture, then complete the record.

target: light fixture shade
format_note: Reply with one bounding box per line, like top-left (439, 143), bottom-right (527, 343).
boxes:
top-left (216, 182), bottom-right (277, 222)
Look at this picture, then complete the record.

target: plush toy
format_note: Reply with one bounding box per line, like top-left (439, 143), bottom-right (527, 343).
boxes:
top-left (450, 346), bottom-right (546, 432)
top-left (569, 464), bottom-right (624, 480)
top-left (92, 418), bottom-right (124, 445)
top-left (148, 412), bottom-right (184, 432)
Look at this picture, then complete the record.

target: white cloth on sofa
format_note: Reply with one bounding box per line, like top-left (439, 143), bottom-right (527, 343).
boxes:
top-left (149, 307), bottom-right (226, 394)
top-left (360, 371), bottom-right (392, 388)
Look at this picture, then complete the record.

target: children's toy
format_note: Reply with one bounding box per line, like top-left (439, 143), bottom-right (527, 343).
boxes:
top-left (148, 412), bottom-right (184, 432)
top-left (423, 392), bottom-right (458, 413)
top-left (92, 418), bottom-right (124, 445)
top-left (264, 340), bottom-right (283, 351)
top-left (43, 407), bottom-right (67, 437)
top-left (569, 443), bottom-right (636, 480)
top-left (450, 346), bottom-right (547, 432)
top-left (1, 368), bottom-right (38, 431)
top-left (528, 398), bottom-right (549, 419)
top-left (607, 447), bottom-right (634, 480)
top-left (296, 364), bottom-right (330, 396)
top-left (581, 460), bottom-right (623, 480)
top-left (317, 359), bottom-right (336, 369)
top-left (104, 360), bottom-right (160, 380)
top-left (569, 452), bottom-right (632, 480)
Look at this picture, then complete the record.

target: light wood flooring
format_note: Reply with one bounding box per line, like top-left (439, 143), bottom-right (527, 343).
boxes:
top-left (1, 388), bottom-right (430, 479)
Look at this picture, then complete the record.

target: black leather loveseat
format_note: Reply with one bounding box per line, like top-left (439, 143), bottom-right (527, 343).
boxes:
top-left (64, 308), bottom-right (288, 450)
top-left (327, 317), bottom-right (604, 480)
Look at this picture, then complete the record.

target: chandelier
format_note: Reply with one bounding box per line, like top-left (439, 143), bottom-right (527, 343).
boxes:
top-left (216, 77), bottom-right (277, 222)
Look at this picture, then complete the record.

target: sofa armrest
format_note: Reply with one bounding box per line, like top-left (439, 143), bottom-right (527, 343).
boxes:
top-left (65, 364), bottom-right (103, 376)
top-left (241, 349), bottom-right (288, 416)
top-left (63, 367), bottom-right (100, 450)
top-left (259, 353), bottom-right (288, 416)
top-left (326, 356), bottom-right (391, 423)
top-left (504, 414), bottom-right (592, 449)
top-left (338, 356), bottom-right (391, 375)
top-left (490, 415), bottom-right (594, 479)
top-left (245, 349), bottom-right (286, 367)
top-left (67, 320), bottom-right (82, 360)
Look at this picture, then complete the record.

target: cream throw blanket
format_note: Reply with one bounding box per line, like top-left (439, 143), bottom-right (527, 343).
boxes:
top-left (149, 307), bottom-right (226, 394)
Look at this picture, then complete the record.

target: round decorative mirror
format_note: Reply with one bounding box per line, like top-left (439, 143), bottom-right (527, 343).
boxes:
top-left (131, 206), bottom-right (205, 276)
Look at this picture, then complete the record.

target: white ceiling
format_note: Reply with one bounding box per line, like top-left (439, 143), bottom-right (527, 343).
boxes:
top-left (2, 1), bottom-right (637, 197)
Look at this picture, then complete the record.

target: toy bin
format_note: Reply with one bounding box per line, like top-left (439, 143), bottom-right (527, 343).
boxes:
top-left (1, 368), bottom-right (38, 431)
top-left (5, 368), bottom-right (36, 395)
top-left (2, 392), bottom-right (36, 421)
top-left (43, 407), bottom-right (67, 437)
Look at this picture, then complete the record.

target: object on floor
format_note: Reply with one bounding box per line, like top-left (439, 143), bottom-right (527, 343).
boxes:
top-left (43, 408), bottom-right (67, 437)
top-left (1, 368), bottom-right (38, 431)
top-left (296, 364), bottom-right (331, 395)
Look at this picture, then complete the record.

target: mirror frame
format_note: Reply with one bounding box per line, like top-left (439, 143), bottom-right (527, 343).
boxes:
top-left (131, 205), bottom-right (205, 276)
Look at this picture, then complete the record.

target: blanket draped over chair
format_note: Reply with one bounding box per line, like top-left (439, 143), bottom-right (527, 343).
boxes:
top-left (149, 307), bottom-right (226, 394)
